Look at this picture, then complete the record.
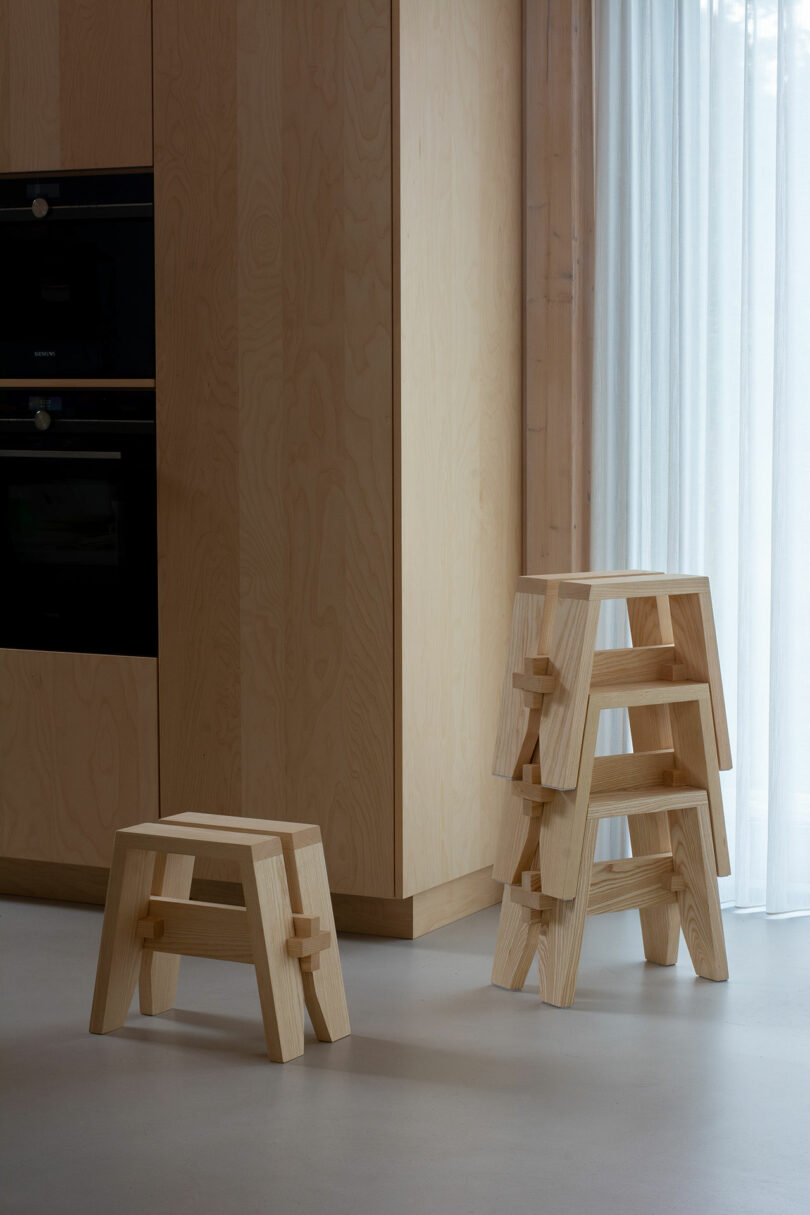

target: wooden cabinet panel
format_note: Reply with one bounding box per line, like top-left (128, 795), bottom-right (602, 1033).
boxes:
top-left (397, 0), bottom-right (522, 896)
top-left (153, 1), bottom-right (395, 897)
top-left (0, 649), bottom-right (158, 867)
top-left (0, 0), bottom-right (152, 172)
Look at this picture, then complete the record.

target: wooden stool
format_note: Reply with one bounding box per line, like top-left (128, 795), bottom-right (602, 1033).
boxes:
top-left (492, 694), bottom-right (729, 1005)
top-left (90, 814), bottom-right (350, 1062)
top-left (490, 570), bottom-right (731, 1006)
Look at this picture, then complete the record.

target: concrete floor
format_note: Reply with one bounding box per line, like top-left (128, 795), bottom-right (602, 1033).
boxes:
top-left (1, 897), bottom-right (808, 1215)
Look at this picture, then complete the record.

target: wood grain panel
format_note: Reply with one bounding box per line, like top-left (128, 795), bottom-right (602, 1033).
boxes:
top-left (279, 0), bottom-right (394, 893)
top-left (397, 0), bottom-right (522, 897)
top-left (0, 1), bottom-right (61, 172)
top-left (154, 0), bottom-right (242, 824)
top-left (154, 1), bottom-right (394, 897)
top-left (524, 0), bottom-right (593, 573)
top-left (58, 0), bottom-right (152, 169)
top-left (0, 0), bottom-right (152, 173)
top-left (0, 648), bottom-right (158, 867)
top-left (235, 0), bottom-right (286, 836)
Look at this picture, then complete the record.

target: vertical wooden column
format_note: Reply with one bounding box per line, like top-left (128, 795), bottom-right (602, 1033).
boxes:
top-left (524, 0), bottom-right (594, 574)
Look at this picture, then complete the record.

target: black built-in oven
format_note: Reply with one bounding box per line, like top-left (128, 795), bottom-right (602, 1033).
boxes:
top-left (0, 389), bottom-right (157, 657)
top-left (0, 173), bottom-right (155, 379)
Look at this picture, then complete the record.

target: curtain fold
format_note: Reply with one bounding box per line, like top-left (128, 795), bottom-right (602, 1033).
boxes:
top-left (592, 0), bottom-right (810, 911)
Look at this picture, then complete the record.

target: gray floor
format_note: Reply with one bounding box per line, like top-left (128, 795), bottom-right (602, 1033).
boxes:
top-left (1, 898), bottom-right (808, 1215)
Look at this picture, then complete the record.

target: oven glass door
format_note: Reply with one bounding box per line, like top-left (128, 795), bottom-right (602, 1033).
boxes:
top-left (0, 437), bottom-right (157, 656)
top-left (0, 219), bottom-right (155, 379)
top-left (0, 173), bottom-right (155, 379)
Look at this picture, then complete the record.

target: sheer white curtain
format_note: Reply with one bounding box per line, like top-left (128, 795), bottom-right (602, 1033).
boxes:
top-left (592, 0), bottom-right (810, 911)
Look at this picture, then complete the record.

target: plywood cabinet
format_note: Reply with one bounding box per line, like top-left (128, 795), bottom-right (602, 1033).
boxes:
top-left (0, 649), bottom-right (159, 868)
top-left (153, 0), bottom-right (521, 933)
top-left (0, 0), bottom-right (153, 173)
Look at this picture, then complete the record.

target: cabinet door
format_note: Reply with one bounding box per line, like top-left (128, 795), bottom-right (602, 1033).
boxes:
top-left (0, 649), bottom-right (159, 867)
top-left (0, 0), bottom-right (152, 173)
top-left (153, 0), bottom-right (395, 898)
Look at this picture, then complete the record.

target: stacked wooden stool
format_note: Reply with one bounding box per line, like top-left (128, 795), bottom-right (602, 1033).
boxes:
top-left (491, 571), bottom-right (731, 1006)
top-left (90, 812), bottom-right (350, 1061)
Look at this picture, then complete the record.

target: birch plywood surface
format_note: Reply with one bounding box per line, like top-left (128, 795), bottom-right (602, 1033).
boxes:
top-left (398, 0), bottom-right (522, 896)
top-left (0, 0), bottom-right (152, 172)
top-left (0, 649), bottom-right (158, 867)
top-left (154, 1), bottom-right (394, 897)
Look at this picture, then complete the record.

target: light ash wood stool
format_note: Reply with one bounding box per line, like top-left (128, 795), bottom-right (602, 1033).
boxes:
top-left (90, 814), bottom-right (350, 1062)
top-left (491, 571), bottom-right (730, 1007)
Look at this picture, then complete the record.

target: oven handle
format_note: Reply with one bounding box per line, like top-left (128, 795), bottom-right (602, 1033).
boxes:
top-left (0, 203), bottom-right (153, 222)
top-left (0, 449), bottom-right (122, 460)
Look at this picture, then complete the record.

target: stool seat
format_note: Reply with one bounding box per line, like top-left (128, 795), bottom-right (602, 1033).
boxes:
top-left (90, 815), bottom-right (350, 1062)
top-left (115, 820), bottom-right (284, 861)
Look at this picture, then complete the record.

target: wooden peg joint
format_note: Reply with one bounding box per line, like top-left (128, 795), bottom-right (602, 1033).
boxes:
top-left (662, 662), bottom-right (687, 681)
top-left (286, 914), bottom-right (332, 973)
top-left (510, 883), bottom-right (556, 913)
top-left (512, 765), bottom-right (555, 804)
top-left (512, 671), bottom-right (557, 695)
top-left (136, 916), bottom-right (164, 940)
top-left (662, 768), bottom-right (687, 786)
top-left (668, 874), bottom-right (687, 893)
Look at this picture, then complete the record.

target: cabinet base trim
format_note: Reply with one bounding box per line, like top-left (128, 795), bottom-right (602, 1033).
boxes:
top-left (0, 858), bottom-right (501, 939)
top-left (0, 857), bottom-right (109, 904)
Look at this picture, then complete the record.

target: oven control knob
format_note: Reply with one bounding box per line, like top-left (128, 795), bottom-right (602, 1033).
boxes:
top-left (31, 197), bottom-right (49, 219)
top-left (34, 409), bottom-right (51, 431)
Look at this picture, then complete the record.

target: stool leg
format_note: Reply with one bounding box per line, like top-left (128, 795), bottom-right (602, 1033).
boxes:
top-left (537, 596), bottom-right (601, 790)
top-left (670, 695), bottom-right (731, 876)
top-left (241, 852), bottom-right (305, 1063)
top-left (491, 887), bottom-right (541, 990)
top-left (285, 842), bottom-right (350, 1043)
top-left (668, 803), bottom-right (728, 981)
top-left (669, 591), bottom-right (732, 769)
top-left (628, 813), bottom-right (680, 966)
top-left (90, 839), bottom-right (155, 1034)
top-left (139, 852), bottom-right (195, 1015)
top-left (627, 596), bottom-right (681, 966)
top-left (537, 817), bottom-right (598, 1007)
top-left (492, 796), bottom-right (541, 886)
